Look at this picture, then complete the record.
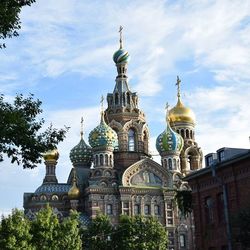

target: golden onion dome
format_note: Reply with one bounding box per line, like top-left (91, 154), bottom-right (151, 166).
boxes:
top-left (68, 170), bottom-right (80, 200)
top-left (168, 99), bottom-right (195, 124)
top-left (43, 149), bottom-right (59, 161)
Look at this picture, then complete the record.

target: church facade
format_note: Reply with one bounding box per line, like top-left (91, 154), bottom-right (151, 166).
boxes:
top-left (23, 29), bottom-right (203, 250)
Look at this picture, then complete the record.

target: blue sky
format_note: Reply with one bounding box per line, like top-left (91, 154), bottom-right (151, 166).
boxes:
top-left (0, 0), bottom-right (250, 215)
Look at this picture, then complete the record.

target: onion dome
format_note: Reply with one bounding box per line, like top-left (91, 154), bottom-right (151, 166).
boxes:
top-left (113, 48), bottom-right (130, 64)
top-left (68, 169), bottom-right (80, 200)
top-left (113, 25), bottom-right (130, 64)
top-left (168, 99), bottom-right (195, 124)
top-left (70, 138), bottom-right (92, 166)
top-left (156, 114), bottom-right (184, 155)
top-left (169, 75), bottom-right (195, 124)
top-left (89, 111), bottom-right (118, 149)
top-left (43, 149), bottom-right (59, 161)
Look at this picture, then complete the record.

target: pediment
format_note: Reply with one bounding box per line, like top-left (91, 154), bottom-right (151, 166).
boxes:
top-left (122, 158), bottom-right (172, 188)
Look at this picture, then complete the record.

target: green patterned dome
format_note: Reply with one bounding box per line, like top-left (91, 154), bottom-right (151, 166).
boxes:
top-left (70, 138), bottom-right (92, 166)
top-left (156, 119), bottom-right (183, 154)
top-left (89, 112), bottom-right (118, 149)
top-left (113, 48), bottom-right (130, 64)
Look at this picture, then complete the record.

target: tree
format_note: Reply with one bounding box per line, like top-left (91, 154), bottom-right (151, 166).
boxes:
top-left (57, 210), bottom-right (82, 250)
top-left (0, 0), bottom-right (36, 48)
top-left (84, 214), bottom-right (113, 250)
top-left (114, 215), bottom-right (168, 250)
top-left (0, 94), bottom-right (68, 168)
top-left (0, 209), bottom-right (33, 250)
top-left (30, 205), bottom-right (60, 250)
top-left (175, 190), bottom-right (193, 218)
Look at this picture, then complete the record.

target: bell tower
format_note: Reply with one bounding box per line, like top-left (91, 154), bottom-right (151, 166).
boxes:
top-left (169, 76), bottom-right (203, 174)
top-left (105, 26), bottom-right (150, 173)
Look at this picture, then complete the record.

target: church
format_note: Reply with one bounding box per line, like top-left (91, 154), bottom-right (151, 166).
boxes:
top-left (23, 28), bottom-right (203, 250)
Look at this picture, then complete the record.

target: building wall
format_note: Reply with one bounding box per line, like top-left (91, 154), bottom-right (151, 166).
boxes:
top-left (186, 152), bottom-right (250, 250)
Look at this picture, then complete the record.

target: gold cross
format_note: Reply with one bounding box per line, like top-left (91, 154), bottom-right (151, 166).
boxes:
top-left (80, 117), bottom-right (84, 139)
top-left (165, 102), bottom-right (170, 112)
top-left (100, 95), bottom-right (104, 111)
top-left (176, 75), bottom-right (181, 99)
top-left (119, 25), bottom-right (123, 49)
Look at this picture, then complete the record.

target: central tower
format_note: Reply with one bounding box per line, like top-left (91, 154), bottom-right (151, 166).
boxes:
top-left (105, 27), bottom-right (150, 173)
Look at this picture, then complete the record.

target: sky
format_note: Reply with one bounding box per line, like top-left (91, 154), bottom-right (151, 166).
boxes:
top-left (0, 0), bottom-right (250, 215)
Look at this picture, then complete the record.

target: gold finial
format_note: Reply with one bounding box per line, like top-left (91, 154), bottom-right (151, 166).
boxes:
top-left (119, 25), bottom-right (123, 49)
top-left (80, 117), bottom-right (84, 139)
top-left (176, 75), bottom-right (181, 100)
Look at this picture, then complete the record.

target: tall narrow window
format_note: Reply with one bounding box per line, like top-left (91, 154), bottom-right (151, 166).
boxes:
top-left (168, 159), bottom-right (172, 170)
top-left (217, 193), bottom-right (225, 223)
top-left (144, 205), bottom-right (150, 215)
top-left (107, 204), bottom-right (113, 215)
top-left (105, 154), bottom-right (108, 165)
top-left (128, 129), bottom-right (135, 151)
top-left (100, 154), bottom-right (104, 166)
top-left (115, 93), bottom-right (119, 105)
top-left (134, 204), bottom-right (140, 215)
top-left (180, 234), bottom-right (186, 247)
top-left (127, 93), bottom-right (130, 105)
top-left (205, 196), bottom-right (214, 224)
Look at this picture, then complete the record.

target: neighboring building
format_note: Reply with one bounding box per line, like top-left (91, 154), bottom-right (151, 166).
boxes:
top-left (184, 147), bottom-right (250, 250)
top-left (23, 29), bottom-right (203, 250)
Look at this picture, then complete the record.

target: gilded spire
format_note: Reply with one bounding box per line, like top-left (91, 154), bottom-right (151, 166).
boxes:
top-left (176, 75), bottom-right (181, 101)
top-left (119, 25), bottom-right (123, 49)
top-left (80, 117), bottom-right (84, 140)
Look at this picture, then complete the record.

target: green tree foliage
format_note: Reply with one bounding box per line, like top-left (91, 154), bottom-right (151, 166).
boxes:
top-left (114, 215), bottom-right (168, 250)
top-left (30, 205), bottom-right (60, 250)
top-left (84, 214), bottom-right (113, 250)
top-left (175, 190), bottom-right (193, 218)
top-left (0, 209), bottom-right (33, 250)
top-left (0, 94), bottom-right (68, 168)
top-left (232, 207), bottom-right (250, 249)
top-left (58, 210), bottom-right (82, 250)
top-left (0, 0), bottom-right (36, 48)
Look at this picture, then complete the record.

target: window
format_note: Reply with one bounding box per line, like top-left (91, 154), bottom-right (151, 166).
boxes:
top-left (107, 204), bottom-right (113, 215)
top-left (217, 193), bottom-right (225, 223)
top-left (115, 93), bottom-right (119, 105)
top-left (180, 234), bottom-right (186, 247)
top-left (128, 129), bottom-right (136, 151)
top-left (154, 205), bottom-right (160, 215)
top-left (205, 196), bottom-right (214, 223)
top-left (144, 205), bottom-right (150, 215)
top-left (168, 159), bottom-right (172, 170)
top-left (219, 150), bottom-right (225, 161)
top-left (168, 219), bottom-right (173, 225)
top-left (134, 204), bottom-right (140, 215)
top-left (207, 156), bottom-right (213, 167)
top-left (100, 154), bottom-right (104, 165)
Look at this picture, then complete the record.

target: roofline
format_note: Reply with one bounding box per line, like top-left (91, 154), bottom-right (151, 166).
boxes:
top-left (184, 149), bottom-right (250, 181)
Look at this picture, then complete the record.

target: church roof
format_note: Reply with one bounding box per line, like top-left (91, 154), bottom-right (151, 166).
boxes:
top-left (35, 184), bottom-right (71, 194)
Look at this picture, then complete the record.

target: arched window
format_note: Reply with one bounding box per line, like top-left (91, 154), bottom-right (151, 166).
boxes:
top-left (100, 154), bottom-right (104, 166)
top-left (128, 129), bottom-right (136, 151)
top-left (186, 130), bottom-right (189, 138)
top-left (109, 155), bottom-right (112, 166)
top-left (105, 154), bottom-right (108, 165)
top-left (127, 93), bottom-right (130, 105)
top-left (115, 93), bottom-right (119, 105)
top-left (181, 129), bottom-right (185, 138)
top-left (168, 159), bottom-right (172, 170)
top-left (123, 93), bottom-right (126, 105)
top-left (95, 155), bottom-right (98, 165)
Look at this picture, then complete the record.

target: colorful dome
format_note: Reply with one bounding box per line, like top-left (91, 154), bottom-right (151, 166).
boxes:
top-left (70, 138), bottom-right (92, 166)
top-left (113, 48), bottom-right (130, 64)
top-left (43, 149), bottom-right (59, 161)
top-left (156, 119), bottom-right (184, 154)
top-left (89, 112), bottom-right (118, 149)
top-left (169, 99), bottom-right (195, 124)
